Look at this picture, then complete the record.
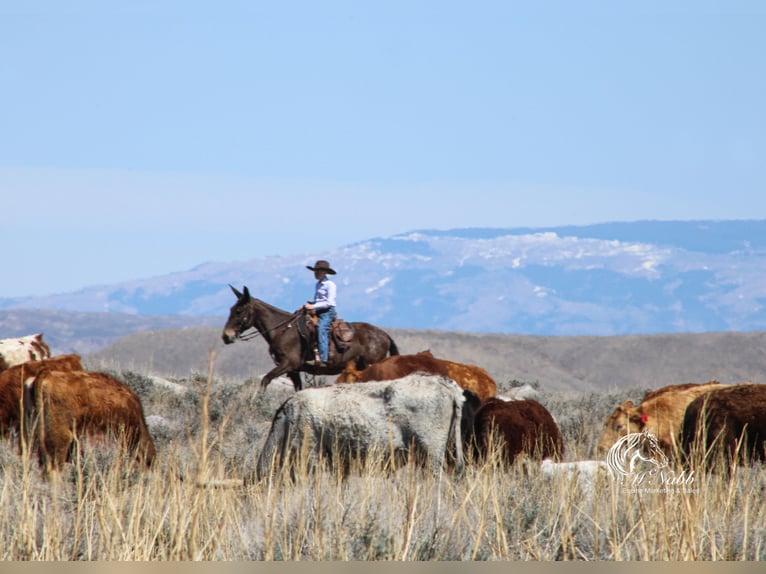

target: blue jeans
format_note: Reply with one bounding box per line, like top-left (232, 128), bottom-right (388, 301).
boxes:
top-left (317, 307), bottom-right (337, 362)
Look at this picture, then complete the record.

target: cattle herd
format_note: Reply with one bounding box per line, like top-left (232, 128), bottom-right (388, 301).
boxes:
top-left (1, 332), bottom-right (765, 483)
top-left (0, 334), bottom-right (155, 476)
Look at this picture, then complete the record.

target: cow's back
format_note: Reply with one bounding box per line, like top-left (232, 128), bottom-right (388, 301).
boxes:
top-left (34, 369), bottom-right (156, 472)
top-left (681, 383), bottom-right (766, 465)
top-left (353, 353), bottom-right (451, 382)
top-left (290, 376), bottom-right (459, 457)
top-left (254, 374), bottom-right (465, 481)
top-left (441, 360), bottom-right (497, 401)
top-left (343, 351), bottom-right (497, 401)
top-left (473, 398), bottom-right (564, 464)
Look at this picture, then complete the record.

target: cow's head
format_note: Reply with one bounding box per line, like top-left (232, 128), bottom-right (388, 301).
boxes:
top-left (597, 400), bottom-right (647, 453)
top-left (336, 361), bottom-right (363, 383)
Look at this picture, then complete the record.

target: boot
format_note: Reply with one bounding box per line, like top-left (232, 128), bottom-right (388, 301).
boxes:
top-left (306, 349), bottom-right (324, 367)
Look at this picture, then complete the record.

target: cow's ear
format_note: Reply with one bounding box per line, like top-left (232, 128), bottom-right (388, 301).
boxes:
top-left (229, 284), bottom-right (243, 299)
top-left (619, 400), bottom-right (634, 410)
top-left (630, 411), bottom-right (646, 426)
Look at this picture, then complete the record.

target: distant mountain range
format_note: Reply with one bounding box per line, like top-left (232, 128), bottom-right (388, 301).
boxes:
top-left (3, 220), bottom-right (766, 337)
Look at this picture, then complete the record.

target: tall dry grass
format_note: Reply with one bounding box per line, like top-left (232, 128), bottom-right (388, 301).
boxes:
top-left (0, 354), bottom-right (764, 560)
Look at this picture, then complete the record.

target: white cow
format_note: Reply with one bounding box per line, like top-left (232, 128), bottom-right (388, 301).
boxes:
top-left (0, 334), bottom-right (51, 372)
top-left (539, 459), bottom-right (612, 499)
top-left (252, 374), bottom-right (469, 482)
top-left (497, 383), bottom-right (541, 402)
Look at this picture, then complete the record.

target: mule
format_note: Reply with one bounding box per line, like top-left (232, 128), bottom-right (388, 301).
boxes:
top-left (221, 285), bottom-right (399, 391)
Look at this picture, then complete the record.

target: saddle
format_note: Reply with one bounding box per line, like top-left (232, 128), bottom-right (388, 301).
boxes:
top-left (299, 311), bottom-right (355, 359)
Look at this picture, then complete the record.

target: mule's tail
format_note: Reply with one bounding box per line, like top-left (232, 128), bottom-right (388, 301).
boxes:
top-left (387, 335), bottom-right (400, 357)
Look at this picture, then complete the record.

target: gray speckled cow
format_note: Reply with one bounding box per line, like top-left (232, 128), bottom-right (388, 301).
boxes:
top-left (253, 374), bottom-right (472, 482)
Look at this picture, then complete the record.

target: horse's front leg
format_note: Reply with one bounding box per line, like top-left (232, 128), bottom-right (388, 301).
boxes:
top-left (260, 362), bottom-right (294, 389)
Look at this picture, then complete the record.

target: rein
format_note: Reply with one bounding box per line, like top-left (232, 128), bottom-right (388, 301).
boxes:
top-left (237, 309), bottom-right (303, 342)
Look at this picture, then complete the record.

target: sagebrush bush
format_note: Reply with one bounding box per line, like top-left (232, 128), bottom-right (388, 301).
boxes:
top-left (0, 364), bottom-right (764, 560)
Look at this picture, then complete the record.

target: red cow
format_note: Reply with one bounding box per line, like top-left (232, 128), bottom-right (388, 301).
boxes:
top-left (337, 350), bottom-right (497, 400)
top-left (337, 351), bottom-right (451, 383)
top-left (32, 368), bottom-right (156, 474)
top-left (681, 383), bottom-right (766, 467)
top-left (471, 397), bottom-right (564, 464)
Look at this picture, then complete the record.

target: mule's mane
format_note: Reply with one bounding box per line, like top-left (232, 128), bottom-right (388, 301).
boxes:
top-left (244, 298), bottom-right (299, 344)
top-left (251, 298), bottom-right (292, 317)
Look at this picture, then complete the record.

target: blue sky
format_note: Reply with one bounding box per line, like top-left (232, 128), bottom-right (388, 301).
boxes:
top-left (2, 1), bottom-right (764, 298)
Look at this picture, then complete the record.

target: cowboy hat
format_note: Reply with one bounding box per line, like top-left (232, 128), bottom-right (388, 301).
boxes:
top-left (306, 260), bottom-right (336, 274)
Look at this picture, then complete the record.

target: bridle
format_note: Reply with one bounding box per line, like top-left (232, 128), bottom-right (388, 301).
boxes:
top-left (235, 306), bottom-right (303, 342)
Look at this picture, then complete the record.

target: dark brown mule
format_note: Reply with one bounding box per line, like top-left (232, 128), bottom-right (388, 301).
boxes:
top-left (221, 285), bottom-right (399, 391)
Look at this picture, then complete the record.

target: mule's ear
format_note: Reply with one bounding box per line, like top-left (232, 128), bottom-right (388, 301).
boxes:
top-left (229, 284), bottom-right (243, 299)
top-left (242, 285), bottom-right (251, 302)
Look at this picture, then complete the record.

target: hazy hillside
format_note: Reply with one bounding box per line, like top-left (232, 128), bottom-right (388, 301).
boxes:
top-left (0, 309), bottom-right (220, 355)
top-left (4, 220), bottom-right (766, 335)
top-left (4, 307), bottom-right (765, 395)
top-left (85, 325), bottom-right (766, 395)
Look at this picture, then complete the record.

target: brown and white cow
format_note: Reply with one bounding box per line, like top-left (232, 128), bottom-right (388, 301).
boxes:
top-left (0, 354), bottom-right (83, 437)
top-left (336, 350), bottom-right (497, 401)
top-left (597, 381), bottom-right (724, 455)
top-left (681, 383), bottom-right (766, 467)
top-left (253, 374), bottom-right (471, 482)
top-left (422, 351), bottom-right (497, 401)
top-left (31, 368), bottom-right (156, 474)
top-left (0, 334), bottom-right (51, 372)
top-left (470, 397), bottom-right (564, 465)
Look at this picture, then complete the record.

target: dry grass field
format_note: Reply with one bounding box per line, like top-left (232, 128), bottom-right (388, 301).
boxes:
top-left (1, 349), bottom-right (764, 561)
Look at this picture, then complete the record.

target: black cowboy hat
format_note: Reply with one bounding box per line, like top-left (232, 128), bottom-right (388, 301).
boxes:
top-left (306, 260), bottom-right (336, 275)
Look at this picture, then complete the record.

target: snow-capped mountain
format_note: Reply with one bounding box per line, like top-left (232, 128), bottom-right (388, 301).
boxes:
top-left (3, 220), bottom-right (766, 335)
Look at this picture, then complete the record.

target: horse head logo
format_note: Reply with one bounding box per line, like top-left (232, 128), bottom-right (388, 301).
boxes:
top-left (606, 429), bottom-right (668, 484)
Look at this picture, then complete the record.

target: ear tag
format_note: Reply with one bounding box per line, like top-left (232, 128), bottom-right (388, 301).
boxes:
top-left (640, 413), bottom-right (648, 424)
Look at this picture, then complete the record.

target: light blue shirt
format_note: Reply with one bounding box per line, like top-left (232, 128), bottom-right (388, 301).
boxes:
top-left (312, 277), bottom-right (337, 311)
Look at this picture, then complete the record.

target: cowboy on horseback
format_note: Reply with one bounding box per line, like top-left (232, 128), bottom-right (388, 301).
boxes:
top-left (303, 260), bottom-right (337, 367)
top-left (222, 280), bottom-right (398, 391)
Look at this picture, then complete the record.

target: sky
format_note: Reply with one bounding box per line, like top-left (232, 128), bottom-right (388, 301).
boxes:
top-left (1, 1), bottom-right (764, 298)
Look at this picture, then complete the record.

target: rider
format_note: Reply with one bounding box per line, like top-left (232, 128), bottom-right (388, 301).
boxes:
top-left (303, 260), bottom-right (337, 367)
